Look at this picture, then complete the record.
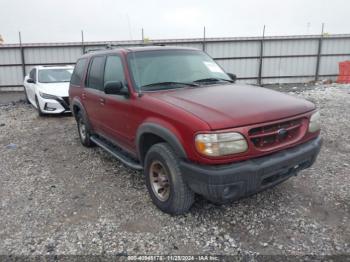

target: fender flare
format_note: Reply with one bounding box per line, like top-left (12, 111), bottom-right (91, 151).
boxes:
top-left (71, 98), bottom-right (85, 118)
top-left (136, 123), bottom-right (187, 163)
top-left (71, 98), bottom-right (93, 131)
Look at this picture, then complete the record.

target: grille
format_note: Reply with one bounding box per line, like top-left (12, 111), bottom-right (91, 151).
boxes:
top-left (62, 97), bottom-right (70, 106)
top-left (248, 118), bottom-right (303, 150)
top-left (58, 97), bottom-right (70, 110)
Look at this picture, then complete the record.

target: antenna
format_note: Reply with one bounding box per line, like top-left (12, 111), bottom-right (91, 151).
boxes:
top-left (81, 30), bottom-right (85, 54)
top-left (202, 26), bottom-right (206, 52)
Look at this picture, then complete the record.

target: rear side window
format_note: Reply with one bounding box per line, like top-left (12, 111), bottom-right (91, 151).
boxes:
top-left (104, 55), bottom-right (125, 85)
top-left (70, 58), bottom-right (87, 86)
top-left (87, 56), bottom-right (106, 90)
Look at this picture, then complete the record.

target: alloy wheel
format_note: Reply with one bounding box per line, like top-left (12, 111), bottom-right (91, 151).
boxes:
top-left (149, 160), bottom-right (170, 201)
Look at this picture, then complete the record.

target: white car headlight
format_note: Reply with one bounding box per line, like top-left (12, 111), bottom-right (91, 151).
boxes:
top-left (308, 111), bottom-right (321, 133)
top-left (39, 91), bottom-right (57, 100)
top-left (195, 132), bottom-right (248, 157)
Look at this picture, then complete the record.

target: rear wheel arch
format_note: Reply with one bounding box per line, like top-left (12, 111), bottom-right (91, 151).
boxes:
top-left (136, 123), bottom-right (187, 164)
top-left (73, 104), bottom-right (81, 117)
top-left (72, 99), bottom-right (93, 132)
top-left (71, 99), bottom-right (85, 118)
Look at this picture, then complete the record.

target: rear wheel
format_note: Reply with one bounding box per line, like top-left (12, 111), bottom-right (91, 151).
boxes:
top-left (144, 143), bottom-right (194, 215)
top-left (76, 111), bottom-right (94, 147)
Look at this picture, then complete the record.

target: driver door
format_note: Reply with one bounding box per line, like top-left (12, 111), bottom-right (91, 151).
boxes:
top-left (99, 55), bottom-right (135, 152)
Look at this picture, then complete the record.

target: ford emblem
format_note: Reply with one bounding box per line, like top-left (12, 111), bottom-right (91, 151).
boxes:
top-left (277, 128), bottom-right (288, 139)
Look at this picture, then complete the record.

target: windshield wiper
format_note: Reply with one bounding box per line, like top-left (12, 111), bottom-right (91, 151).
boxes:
top-left (141, 81), bottom-right (199, 90)
top-left (193, 78), bottom-right (233, 84)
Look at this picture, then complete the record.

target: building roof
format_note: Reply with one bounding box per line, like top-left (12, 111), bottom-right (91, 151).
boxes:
top-left (1, 34), bottom-right (350, 49)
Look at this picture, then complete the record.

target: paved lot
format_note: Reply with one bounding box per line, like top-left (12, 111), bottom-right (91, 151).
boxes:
top-left (0, 85), bottom-right (349, 257)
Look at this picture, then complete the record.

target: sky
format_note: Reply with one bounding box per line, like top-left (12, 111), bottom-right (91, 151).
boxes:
top-left (0, 0), bottom-right (349, 44)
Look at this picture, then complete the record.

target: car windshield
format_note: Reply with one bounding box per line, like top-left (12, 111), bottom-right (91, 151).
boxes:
top-left (38, 68), bottom-right (73, 83)
top-left (127, 50), bottom-right (231, 91)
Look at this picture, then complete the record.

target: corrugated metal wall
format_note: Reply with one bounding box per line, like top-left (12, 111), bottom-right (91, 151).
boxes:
top-left (1, 34), bottom-right (350, 89)
top-left (0, 48), bottom-right (22, 87)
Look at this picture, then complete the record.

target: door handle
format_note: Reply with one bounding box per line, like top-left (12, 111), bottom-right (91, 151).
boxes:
top-left (82, 93), bottom-right (86, 100)
top-left (99, 98), bottom-right (105, 105)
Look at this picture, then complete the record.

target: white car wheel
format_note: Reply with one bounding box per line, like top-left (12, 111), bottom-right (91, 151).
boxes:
top-left (35, 96), bottom-right (44, 116)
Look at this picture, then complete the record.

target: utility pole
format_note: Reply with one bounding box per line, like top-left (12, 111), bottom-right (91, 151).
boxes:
top-left (18, 32), bottom-right (26, 78)
top-left (315, 23), bottom-right (325, 82)
top-left (202, 26), bottom-right (206, 52)
top-left (258, 25), bottom-right (266, 86)
top-left (81, 30), bottom-right (85, 54)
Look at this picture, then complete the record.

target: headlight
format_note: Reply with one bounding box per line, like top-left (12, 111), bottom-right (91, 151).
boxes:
top-left (308, 111), bottom-right (321, 133)
top-left (39, 91), bottom-right (57, 100)
top-left (195, 132), bottom-right (248, 157)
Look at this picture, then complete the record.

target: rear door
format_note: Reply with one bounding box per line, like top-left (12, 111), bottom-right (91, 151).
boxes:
top-left (83, 55), bottom-right (106, 132)
top-left (69, 58), bottom-right (88, 96)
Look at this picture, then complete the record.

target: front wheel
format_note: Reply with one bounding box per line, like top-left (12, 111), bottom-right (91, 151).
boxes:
top-left (35, 96), bottom-right (44, 116)
top-left (23, 87), bottom-right (30, 104)
top-left (144, 143), bottom-right (194, 215)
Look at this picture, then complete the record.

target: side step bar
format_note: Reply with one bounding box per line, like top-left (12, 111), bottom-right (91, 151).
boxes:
top-left (90, 136), bottom-right (143, 170)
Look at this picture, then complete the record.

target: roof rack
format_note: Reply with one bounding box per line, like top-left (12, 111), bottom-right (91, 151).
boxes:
top-left (140, 43), bottom-right (166, 46)
top-left (85, 44), bottom-right (121, 53)
top-left (85, 43), bottom-right (167, 53)
top-left (40, 65), bottom-right (73, 68)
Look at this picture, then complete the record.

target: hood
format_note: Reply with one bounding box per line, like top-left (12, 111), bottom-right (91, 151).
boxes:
top-left (148, 84), bottom-right (315, 130)
top-left (37, 82), bottom-right (70, 97)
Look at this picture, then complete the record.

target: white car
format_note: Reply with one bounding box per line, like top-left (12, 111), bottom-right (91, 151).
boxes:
top-left (23, 65), bottom-right (74, 115)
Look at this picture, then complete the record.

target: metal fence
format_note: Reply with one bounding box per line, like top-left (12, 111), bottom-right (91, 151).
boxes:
top-left (1, 33), bottom-right (350, 90)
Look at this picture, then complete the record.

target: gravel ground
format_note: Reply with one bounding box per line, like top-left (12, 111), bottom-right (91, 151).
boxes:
top-left (0, 91), bottom-right (24, 105)
top-left (0, 84), bottom-right (349, 258)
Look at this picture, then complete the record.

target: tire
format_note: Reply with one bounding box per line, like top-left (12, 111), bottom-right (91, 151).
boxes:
top-left (76, 111), bottom-right (94, 147)
top-left (144, 143), bottom-right (194, 215)
top-left (23, 88), bottom-right (30, 104)
top-left (35, 96), bottom-right (44, 116)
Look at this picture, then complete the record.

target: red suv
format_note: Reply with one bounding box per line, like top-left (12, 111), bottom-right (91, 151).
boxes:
top-left (69, 46), bottom-right (322, 214)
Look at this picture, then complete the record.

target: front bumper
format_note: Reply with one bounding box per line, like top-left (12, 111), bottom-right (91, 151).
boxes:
top-left (180, 136), bottom-right (322, 203)
top-left (38, 97), bottom-right (71, 114)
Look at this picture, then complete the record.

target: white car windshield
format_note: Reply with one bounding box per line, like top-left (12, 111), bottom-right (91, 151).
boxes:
top-left (127, 50), bottom-right (232, 91)
top-left (38, 69), bottom-right (73, 83)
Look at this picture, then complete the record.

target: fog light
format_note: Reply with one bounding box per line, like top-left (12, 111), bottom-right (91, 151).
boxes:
top-left (221, 185), bottom-right (241, 199)
top-left (223, 187), bottom-right (230, 196)
top-left (44, 103), bottom-right (56, 111)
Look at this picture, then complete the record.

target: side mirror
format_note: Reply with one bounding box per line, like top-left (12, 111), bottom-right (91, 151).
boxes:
top-left (27, 78), bottom-right (35, 84)
top-left (227, 73), bottom-right (237, 83)
top-left (104, 81), bottom-right (128, 95)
